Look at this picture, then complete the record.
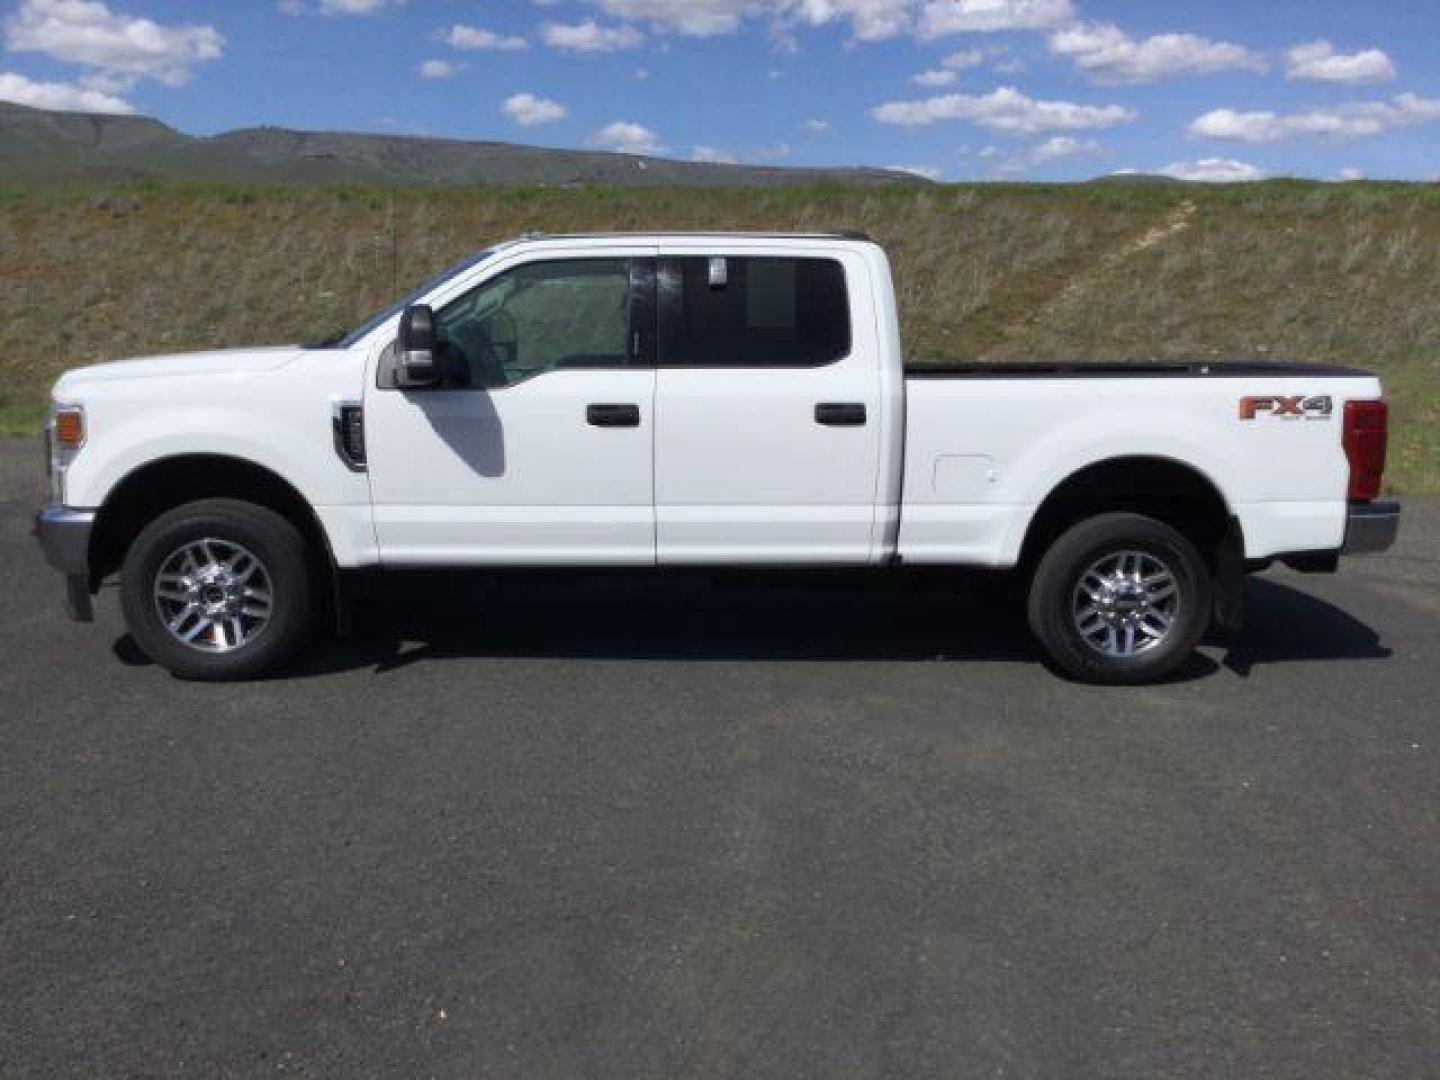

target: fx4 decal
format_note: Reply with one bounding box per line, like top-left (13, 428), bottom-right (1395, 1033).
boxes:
top-left (1238, 395), bottom-right (1334, 421)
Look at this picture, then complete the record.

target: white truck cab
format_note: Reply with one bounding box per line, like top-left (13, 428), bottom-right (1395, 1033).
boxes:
top-left (37, 233), bottom-right (1400, 684)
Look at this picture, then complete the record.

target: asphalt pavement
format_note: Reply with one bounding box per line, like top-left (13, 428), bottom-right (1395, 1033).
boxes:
top-left (1, 439), bottom-right (1436, 1078)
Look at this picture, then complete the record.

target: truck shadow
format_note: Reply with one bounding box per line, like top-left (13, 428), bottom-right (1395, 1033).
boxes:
top-left (298, 571), bottom-right (1386, 681)
top-left (110, 571), bottom-right (1389, 682)
top-left (233, 572), bottom-right (1012, 672)
top-left (1217, 575), bottom-right (1393, 677)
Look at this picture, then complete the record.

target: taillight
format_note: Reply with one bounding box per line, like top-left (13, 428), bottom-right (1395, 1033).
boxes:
top-left (1343, 399), bottom-right (1388, 502)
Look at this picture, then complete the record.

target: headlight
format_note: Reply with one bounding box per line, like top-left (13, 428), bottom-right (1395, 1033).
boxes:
top-left (44, 402), bottom-right (85, 505)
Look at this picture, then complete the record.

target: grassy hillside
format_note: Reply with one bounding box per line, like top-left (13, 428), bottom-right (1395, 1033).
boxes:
top-left (0, 100), bottom-right (921, 188)
top-left (1, 181), bottom-right (1436, 493)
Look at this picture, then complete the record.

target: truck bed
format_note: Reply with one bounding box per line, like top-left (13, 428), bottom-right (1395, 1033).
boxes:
top-left (898, 360), bottom-right (1384, 567)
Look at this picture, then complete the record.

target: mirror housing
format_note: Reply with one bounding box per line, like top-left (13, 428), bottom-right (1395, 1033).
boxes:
top-left (398, 304), bottom-right (438, 385)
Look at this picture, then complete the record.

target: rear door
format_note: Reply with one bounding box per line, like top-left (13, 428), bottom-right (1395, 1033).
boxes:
top-left (653, 246), bottom-right (882, 564)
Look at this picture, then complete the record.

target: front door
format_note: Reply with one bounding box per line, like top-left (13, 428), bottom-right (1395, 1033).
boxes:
top-left (365, 254), bottom-right (658, 565)
top-left (653, 251), bottom-right (882, 564)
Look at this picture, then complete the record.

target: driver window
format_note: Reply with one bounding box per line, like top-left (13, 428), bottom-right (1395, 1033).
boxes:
top-left (434, 259), bottom-right (632, 388)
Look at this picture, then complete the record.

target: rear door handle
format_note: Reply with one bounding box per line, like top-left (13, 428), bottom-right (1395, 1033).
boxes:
top-left (815, 402), bottom-right (867, 427)
top-left (587, 403), bottom-right (641, 428)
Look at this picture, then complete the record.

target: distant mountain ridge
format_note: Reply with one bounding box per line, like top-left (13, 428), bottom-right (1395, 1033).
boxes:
top-left (0, 101), bottom-right (924, 188)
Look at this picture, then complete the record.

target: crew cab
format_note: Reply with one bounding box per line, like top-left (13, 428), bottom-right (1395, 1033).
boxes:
top-left (36, 233), bottom-right (1400, 684)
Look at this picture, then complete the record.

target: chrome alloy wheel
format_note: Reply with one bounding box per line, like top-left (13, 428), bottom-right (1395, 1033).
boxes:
top-left (1071, 549), bottom-right (1180, 658)
top-left (152, 538), bottom-right (274, 653)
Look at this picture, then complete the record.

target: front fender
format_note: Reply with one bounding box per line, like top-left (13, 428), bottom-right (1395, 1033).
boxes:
top-left (57, 354), bottom-right (375, 567)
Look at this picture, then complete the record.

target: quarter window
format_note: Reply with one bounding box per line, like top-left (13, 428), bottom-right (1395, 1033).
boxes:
top-left (660, 257), bottom-right (851, 368)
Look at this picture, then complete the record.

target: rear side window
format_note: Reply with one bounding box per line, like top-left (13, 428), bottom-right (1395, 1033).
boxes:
top-left (660, 257), bottom-right (851, 368)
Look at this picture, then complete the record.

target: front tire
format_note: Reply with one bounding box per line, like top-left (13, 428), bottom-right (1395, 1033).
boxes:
top-left (1027, 512), bottom-right (1212, 685)
top-left (120, 499), bottom-right (315, 681)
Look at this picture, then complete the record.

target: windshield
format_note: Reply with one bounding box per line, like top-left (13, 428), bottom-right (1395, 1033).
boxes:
top-left (309, 248), bottom-right (495, 349)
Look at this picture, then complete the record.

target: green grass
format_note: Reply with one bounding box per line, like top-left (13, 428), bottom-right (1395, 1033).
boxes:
top-left (2, 180), bottom-right (1437, 492)
top-left (0, 399), bottom-right (44, 438)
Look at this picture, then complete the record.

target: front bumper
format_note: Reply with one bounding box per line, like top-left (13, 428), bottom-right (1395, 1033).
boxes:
top-left (1343, 500), bottom-right (1401, 555)
top-left (34, 506), bottom-right (96, 622)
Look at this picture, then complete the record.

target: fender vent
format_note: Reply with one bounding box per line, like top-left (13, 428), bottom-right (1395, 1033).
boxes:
top-left (332, 401), bottom-right (367, 472)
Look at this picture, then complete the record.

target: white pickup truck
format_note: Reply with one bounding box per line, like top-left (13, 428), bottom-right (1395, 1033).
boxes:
top-left (37, 232), bottom-right (1399, 684)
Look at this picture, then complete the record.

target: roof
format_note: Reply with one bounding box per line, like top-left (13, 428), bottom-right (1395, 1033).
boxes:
top-left (510, 230), bottom-right (874, 243)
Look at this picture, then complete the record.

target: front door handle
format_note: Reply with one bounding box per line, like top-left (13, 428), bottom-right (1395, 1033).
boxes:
top-left (815, 402), bottom-right (867, 427)
top-left (587, 403), bottom-right (641, 428)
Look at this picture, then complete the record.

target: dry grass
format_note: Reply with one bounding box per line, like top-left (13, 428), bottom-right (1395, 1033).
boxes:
top-left (1, 180), bottom-right (1436, 492)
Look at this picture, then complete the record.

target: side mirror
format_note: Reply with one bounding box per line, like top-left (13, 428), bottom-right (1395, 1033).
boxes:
top-left (398, 304), bottom-right (437, 384)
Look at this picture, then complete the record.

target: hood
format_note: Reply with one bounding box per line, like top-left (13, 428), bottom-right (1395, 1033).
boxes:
top-left (54, 346), bottom-right (302, 393)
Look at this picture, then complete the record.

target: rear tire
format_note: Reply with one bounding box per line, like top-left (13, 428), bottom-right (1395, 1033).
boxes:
top-left (1027, 512), bottom-right (1212, 685)
top-left (121, 498), bottom-right (315, 681)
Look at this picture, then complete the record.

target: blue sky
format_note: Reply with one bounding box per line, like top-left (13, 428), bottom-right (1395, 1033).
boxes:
top-left (2, 0), bottom-right (1439, 182)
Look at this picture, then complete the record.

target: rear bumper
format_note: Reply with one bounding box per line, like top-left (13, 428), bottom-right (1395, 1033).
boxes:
top-left (1342, 500), bottom-right (1401, 555)
top-left (34, 506), bottom-right (95, 622)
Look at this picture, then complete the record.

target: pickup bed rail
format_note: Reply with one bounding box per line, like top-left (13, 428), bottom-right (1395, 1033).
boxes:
top-left (904, 360), bottom-right (1375, 378)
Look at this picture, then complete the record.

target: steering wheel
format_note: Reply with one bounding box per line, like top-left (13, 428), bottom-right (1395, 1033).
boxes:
top-left (442, 321), bottom-right (503, 388)
top-left (484, 310), bottom-right (518, 370)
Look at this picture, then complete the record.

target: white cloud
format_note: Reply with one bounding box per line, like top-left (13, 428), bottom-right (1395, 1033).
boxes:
top-left (803, 117), bottom-right (831, 132)
top-left (872, 86), bottom-right (1137, 134)
top-left (1338, 166), bottom-right (1365, 182)
top-left (418, 59), bottom-right (460, 79)
top-left (978, 135), bottom-right (1101, 175)
top-left (558, 0), bottom-right (940, 44)
top-left (917, 0), bottom-right (1074, 38)
top-left (4, 0), bottom-right (223, 88)
top-left (542, 20), bottom-right (644, 52)
top-left (692, 145), bottom-right (739, 163)
top-left (941, 43), bottom-right (1015, 72)
top-left (941, 48), bottom-right (987, 70)
top-left (1286, 41), bottom-right (1396, 85)
top-left (0, 69), bottom-right (133, 112)
top-left (777, 1), bottom-right (1073, 43)
top-left (502, 92), bottom-right (567, 126)
top-left (445, 24), bottom-right (528, 51)
top-left (594, 120), bottom-right (663, 154)
top-left (279, 0), bottom-right (402, 15)
top-left (1161, 158), bottom-right (1266, 183)
top-left (1029, 135), bottom-right (1100, 161)
top-left (788, 0), bottom-right (913, 42)
top-left (1190, 93), bottom-right (1440, 143)
top-left (888, 163), bottom-right (942, 180)
top-left (788, 0), bottom-right (1071, 42)
top-left (912, 68), bottom-right (956, 86)
top-left (317, 0), bottom-right (396, 12)
top-left (1049, 22), bottom-right (1266, 84)
top-left (593, 0), bottom-right (756, 36)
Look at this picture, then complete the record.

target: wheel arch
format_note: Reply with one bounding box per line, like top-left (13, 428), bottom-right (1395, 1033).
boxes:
top-left (1016, 454), bottom-right (1242, 574)
top-left (89, 454), bottom-right (337, 586)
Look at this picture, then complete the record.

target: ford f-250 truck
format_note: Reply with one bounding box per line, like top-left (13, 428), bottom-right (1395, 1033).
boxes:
top-left (36, 233), bottom-right (1400, 684)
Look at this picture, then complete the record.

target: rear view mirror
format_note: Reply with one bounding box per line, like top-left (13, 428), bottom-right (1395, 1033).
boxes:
top-left (398, 304), bottom-right (437, 384)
